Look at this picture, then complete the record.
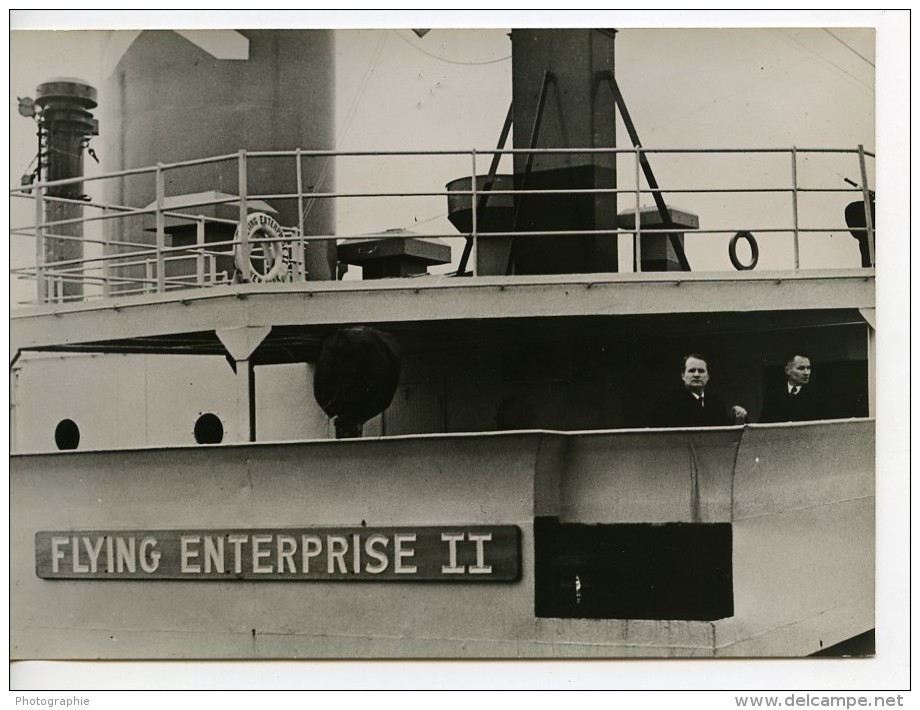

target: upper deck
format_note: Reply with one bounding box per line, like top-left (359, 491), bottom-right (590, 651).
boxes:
top-left (10, 144), bottom-right (876, 357)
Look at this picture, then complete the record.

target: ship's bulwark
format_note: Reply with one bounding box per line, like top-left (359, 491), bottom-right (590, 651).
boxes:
top-left (11, 420), bottom-right (873, 658)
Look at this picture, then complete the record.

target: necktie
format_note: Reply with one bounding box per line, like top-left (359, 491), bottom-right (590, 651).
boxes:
top-left (791, 386), bottom-right (799, 396)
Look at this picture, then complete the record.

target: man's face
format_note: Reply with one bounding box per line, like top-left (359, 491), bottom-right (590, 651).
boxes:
top-left (785, 356), bottom-right (811, 386)
top-left (681, 357), bottom-right (709, 394)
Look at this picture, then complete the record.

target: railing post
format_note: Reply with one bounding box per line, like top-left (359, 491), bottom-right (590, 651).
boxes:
top-left (471, 149), bottom-right (478, 277)
top-left (857, 144), bottom-right (875, 266)
top-left (634, 145), bottom-right (642, 272)
top-left (790, 147), bottom-right (800, 271)
top-left (155, 163), bottom-right (166, 292)
top-left (34, 184), bottom-right (46, 303)
top-left (295, 149), bottom-right (307, 282)
top-left (238, 150), bottom-right (250, 281)
top-left (866, 317), bottom-right (875, 417)
top-left (196, 216), bottom-right (206, 286)
top-left (101, 206), bottom-right (111, 298)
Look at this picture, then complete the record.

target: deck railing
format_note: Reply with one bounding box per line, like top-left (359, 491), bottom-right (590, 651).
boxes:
top-left (9, 145), bottom-right (875, 306)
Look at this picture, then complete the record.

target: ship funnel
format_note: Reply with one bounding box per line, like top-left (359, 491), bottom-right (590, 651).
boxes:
top-left (447, 29), bottom-right (692, 275)
top-left (101, 30), bottom-right (337, 288)
top-left (506, 29), bottom-right (619, 275)
top-left (447, 30), bottom-right (620, 276)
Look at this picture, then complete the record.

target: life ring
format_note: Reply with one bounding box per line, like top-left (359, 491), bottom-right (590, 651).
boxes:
top-left (729, 230), bottom-right (759, 271)
top-left (233, 212), bottom-right (288, 282)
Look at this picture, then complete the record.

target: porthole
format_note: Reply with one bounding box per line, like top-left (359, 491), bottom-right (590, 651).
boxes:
top-left (54, 419), bottom-right (80, 450)
top-left (194, 412), bottom-right (224, 445)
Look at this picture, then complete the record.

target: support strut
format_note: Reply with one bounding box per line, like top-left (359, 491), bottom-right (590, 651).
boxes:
top-left (506, 71), bottom-right (556, 275)
top-left (455, 101), bottom-right (514, 277)
top-left (600, 71), bottom-right (690, 271)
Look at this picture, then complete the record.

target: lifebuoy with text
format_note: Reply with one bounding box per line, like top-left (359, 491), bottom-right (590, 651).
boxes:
top-left (234, 212), bottom-right (288, 282)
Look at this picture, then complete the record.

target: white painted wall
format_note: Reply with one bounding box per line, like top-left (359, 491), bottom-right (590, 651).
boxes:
top-left (12, 353), bottom-right (240, 452)
top-left (254, 362), bottom-right (331, 441)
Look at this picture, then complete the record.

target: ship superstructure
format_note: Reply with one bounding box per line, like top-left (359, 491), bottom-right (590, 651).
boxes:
top-left (10, 28), bottom-right (875, 659)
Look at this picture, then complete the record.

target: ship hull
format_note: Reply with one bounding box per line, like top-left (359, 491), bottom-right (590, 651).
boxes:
top-left (11, 420), bottom-right (874, 659)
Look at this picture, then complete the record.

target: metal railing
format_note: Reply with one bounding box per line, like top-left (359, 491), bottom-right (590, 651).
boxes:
top-left (9, 145), bottom-right (875, 306)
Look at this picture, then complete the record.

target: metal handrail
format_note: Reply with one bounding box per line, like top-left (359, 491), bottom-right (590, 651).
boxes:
top-left (8, 145), bottom-right (876, 197)
top-left (10, 145), bottom-right (875, 305)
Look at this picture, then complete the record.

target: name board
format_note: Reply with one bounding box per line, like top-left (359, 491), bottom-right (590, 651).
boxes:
top-left (35, 526), bottom-right (520, 582)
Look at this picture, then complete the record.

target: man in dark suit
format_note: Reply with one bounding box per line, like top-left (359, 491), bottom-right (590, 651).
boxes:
top-left (759, 352), bottom-right (825, 423)
top-left (651, 354), bottom-right (747, 428)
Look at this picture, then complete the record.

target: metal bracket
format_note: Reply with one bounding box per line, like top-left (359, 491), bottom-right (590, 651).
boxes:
top-left (216, 325), bottom-right (271, 443)
top-left (216, 325), bottom-right (271, 362)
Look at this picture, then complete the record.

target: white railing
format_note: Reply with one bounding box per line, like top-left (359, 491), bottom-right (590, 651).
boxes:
top-left (9, 145), bottom-right (875, 306)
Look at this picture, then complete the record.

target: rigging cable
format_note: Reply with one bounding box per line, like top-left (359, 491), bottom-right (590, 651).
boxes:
top-left (337, 30), bottom-right (390, 147)
top-left (393, 210), bottom-right (449, 232)
top-left (300, 30), bottom-right (390, 225)
top-left (777, 29), bottom-right (874, 95)
top-left (646, 55), bottom-right (815, 136)
top-left (823, 29), bottom-right (875, 68)
top-left (394, 30), bottom-right (511, 66)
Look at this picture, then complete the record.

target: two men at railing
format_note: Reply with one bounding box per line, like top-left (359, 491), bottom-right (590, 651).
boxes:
top-left (651, 352), bottom-right (825, 427)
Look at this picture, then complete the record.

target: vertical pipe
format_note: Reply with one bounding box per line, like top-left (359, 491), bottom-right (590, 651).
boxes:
top-left (196, 216), bottom-right (205, 286)
top-left (296, 149), bottom-right (306, 282)
top-left (634, 145), bottom-right (642, 272)
top-left (248, 359), bottom-right (256, 442)
top-left (867, 322), bottom-right (875, 418)
top-left (791, 147), bottom-right (800, 271)
top-left (238, 150), bottom-right (250, 282)
top-left (36, 80), bottom-right (97, 301)
top-left (155, 163), bottom-right (166, 292)
top-left (611, 32), bottom-right (618, 270)
top-left (236, 359), bottom-right (255, 442)
top-left (34, 185), bottom-right (46, 303)
top-left (857, 144), bottom-right (875, 266)
top-left (10, 362), bottom-right (19, 452)
top-left (470, 149), bottom-right (478, 277)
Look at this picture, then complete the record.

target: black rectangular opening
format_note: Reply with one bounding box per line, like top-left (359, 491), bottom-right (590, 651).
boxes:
top-left (534, 517), bottom-right (733, 621)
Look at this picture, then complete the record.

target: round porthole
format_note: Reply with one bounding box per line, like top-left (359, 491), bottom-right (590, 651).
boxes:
top-left (54, 419), bottom-right (80, 450)
top-left (194, 413), bottom-right (224, 445)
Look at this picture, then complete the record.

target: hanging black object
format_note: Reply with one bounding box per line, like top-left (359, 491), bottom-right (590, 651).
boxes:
top-left (313, 326), bottom-right (402, 439)
top-left (845, 192), bottom-right (875, 268)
